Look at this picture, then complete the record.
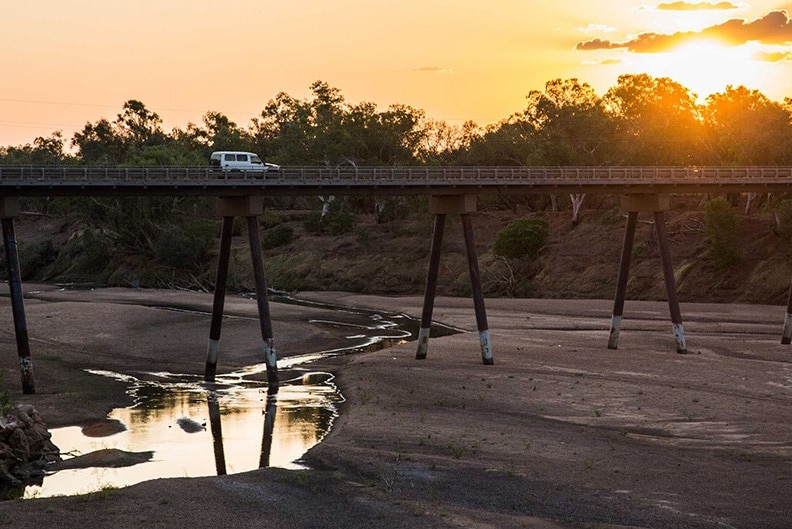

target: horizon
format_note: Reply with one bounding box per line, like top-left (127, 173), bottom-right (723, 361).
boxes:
top-left (3, 1), bottom-right (792, 147)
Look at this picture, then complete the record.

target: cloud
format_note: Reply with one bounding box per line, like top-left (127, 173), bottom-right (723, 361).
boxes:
top-left (754, 50), bottom-right (792, 61)
top-left (656, 1), bottom-right (741, 10)
top-left (414, 66), bottom-right (453, 73)
top-left (581, 57), bottom-right (624, 65)
top-left (576, 10), bottom-right (792, 52)
top-left (579, 23), bottom-right (616, 34)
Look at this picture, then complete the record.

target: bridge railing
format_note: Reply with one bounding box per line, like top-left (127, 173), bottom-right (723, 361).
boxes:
top-left (2, 165), bottom-right (792, 184)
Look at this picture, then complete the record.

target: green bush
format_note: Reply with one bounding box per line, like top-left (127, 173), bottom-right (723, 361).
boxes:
top-left (303, 211), bottom-right (324, 234)
top-left (262, 224), bottom-right (294, 249)
top-left (704, 196), bottom-right (743, 269)
top-left (302, 199), bottom-right (355, 235)
top-left (19, 240), bottom-right (55, 279)
top-left (71, 229), bottom-right (111, 275)
top-left (154, 219), bottom-right (216, 268)
top-left (0, 240), bottom-right (55, 280)
top-left (492, 216), bottom-right (550, 260)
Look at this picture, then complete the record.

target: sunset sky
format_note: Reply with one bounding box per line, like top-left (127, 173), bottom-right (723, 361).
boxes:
top-left (2, 0), bottom-right (792, 147)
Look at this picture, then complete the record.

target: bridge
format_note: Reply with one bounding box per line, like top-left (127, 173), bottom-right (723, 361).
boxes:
top-left (1, 165), bottom-right (792, 196)
top-left (2, 165), bottom-right (792, 395)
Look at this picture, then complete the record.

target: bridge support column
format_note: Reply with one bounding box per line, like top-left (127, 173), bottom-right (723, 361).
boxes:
top-left (609, 194), bottom-right (686, 354)
top-left (417, 195), bottom-right (493, 365)
top-left (462, 213), bottom-right (493, 364)
top-left (782, 282), bottom-right (792, 344)
top-left (608, 211), bottom-right (638, 349)
top-left (1, 198), bottom-right (34, 394)
top-left (205, 198), bottom-right (279, 391)
top-left (204, 216), bottom-right (234, 382)
top-left (248, 215), bottom-right (279, 390)
top-left (416, 214), bottom-right (446, 360)
top-left (655, 211), bottom-right (687, 354)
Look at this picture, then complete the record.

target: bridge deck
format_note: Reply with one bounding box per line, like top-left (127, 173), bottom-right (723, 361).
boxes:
top-left (1, 166), bottom-right (792, 196)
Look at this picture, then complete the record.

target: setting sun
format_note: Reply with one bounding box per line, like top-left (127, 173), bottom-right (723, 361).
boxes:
top-left (629, 39), bottom-right (767, 99)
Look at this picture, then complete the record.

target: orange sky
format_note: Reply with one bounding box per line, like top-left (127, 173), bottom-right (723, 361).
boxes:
top-left (2, 0), bottom-right (792, 147)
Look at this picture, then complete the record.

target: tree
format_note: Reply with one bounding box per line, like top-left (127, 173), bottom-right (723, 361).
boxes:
top-left (461, 116), bottom-right (536, 166)
top-left (115, 100), bottom-right (166, 150)
top-left (704, 196), bottom-right (743, 269)
top-left (72, 100), bottom-right (166, 164)
top-left (492, 217), bottom-right (550, 260)
top-left (604, 74), bottom-right (703, 165)
top-left (702, 86), bottom-right (792, 165)
top-left (0, 132), bottom-right (70, 164)
top-left (72, 118), bottom-right (125, 164)
top-left (184, 111), bottom-right (253, 154)
top-left (522, 78), bottom-right (612, 166)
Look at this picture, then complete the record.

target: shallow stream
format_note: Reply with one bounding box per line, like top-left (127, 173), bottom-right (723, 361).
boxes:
top-left (14, 295), bottom-right (458, 499)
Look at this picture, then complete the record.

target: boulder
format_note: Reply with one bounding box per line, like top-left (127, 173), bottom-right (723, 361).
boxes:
top-left (0, 405), bottom-right (60, 484)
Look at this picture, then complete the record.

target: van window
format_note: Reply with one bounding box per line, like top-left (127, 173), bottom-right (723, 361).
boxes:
top-left (236, 154), bottom-right (248, 162)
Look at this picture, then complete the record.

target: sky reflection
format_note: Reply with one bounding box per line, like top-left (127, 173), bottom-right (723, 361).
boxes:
top-left (23, 369), bottom-right (341, 499)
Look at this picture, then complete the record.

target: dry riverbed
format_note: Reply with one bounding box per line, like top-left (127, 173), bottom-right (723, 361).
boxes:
top-left (1, 285), bottom-right (791, 528)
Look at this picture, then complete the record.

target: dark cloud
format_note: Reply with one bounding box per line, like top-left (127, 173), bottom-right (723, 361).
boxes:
top-left (656, 1), bottom-right (740, 11)
top-left (576, 10), bottom-right (792, 52)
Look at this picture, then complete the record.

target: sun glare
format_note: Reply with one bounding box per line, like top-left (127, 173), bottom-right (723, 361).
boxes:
top-left (628, 39), bottom-right (766, 100)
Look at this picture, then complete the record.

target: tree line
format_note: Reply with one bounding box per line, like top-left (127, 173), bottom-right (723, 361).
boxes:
top-left (3, 75), bottom-right (792, 168)
top-left (2, 74), bottom-right (791, 292)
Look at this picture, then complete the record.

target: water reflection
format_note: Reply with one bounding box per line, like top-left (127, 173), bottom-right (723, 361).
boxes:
top-left (22, 370), bottom-right (341, 499)
top-left (11, 296), bottom-right (460, 500)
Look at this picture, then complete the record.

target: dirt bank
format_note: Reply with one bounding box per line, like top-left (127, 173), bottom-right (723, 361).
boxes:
top-left (1, 286), bottom-right (791, 528)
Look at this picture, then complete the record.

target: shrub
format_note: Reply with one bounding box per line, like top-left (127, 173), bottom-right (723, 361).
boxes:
top-left (262, 224), bottom-right (294, 249)
top-left (154, 219), bottom-right (216, 268)
top-left (71, 229), bottom-right (111, 275)
top-left (302, 199), bottom-right (355, 235)
top-left (0, 240), bottom-right (54, 280)
top-left (704, 196), bottom-right (743, 269)
top-left (492, 216), bottom-right (550, 260)
top-left (19, 240), bottom-right (55, 279)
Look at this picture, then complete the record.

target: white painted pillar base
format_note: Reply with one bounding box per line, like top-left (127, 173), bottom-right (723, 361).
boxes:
top-left (479, 330), bottom-right (493, 365)
top-left (263, 339), bottom-right (278, 369)
top-left (608, 315), bottom-right (622, 350)
top-left (672, 323), bottom-right (687, 354)
top-left (415, 327), bottom-right (431, 359)
top-left (206, 339), bottom-right (220, 365)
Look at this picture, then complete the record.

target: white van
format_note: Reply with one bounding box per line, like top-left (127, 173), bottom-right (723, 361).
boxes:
top-left (209, 151), bottom-right (280, 173)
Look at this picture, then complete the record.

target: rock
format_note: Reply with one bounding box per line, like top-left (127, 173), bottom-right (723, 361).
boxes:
top-left (176, 417), bottom-right (206, 433)
top-left (50, 448), bottom-right (153, 470)
top-left (0, 404), bottom-right (61, 483)
top-left (79, 419), bottom-right (126, 438)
